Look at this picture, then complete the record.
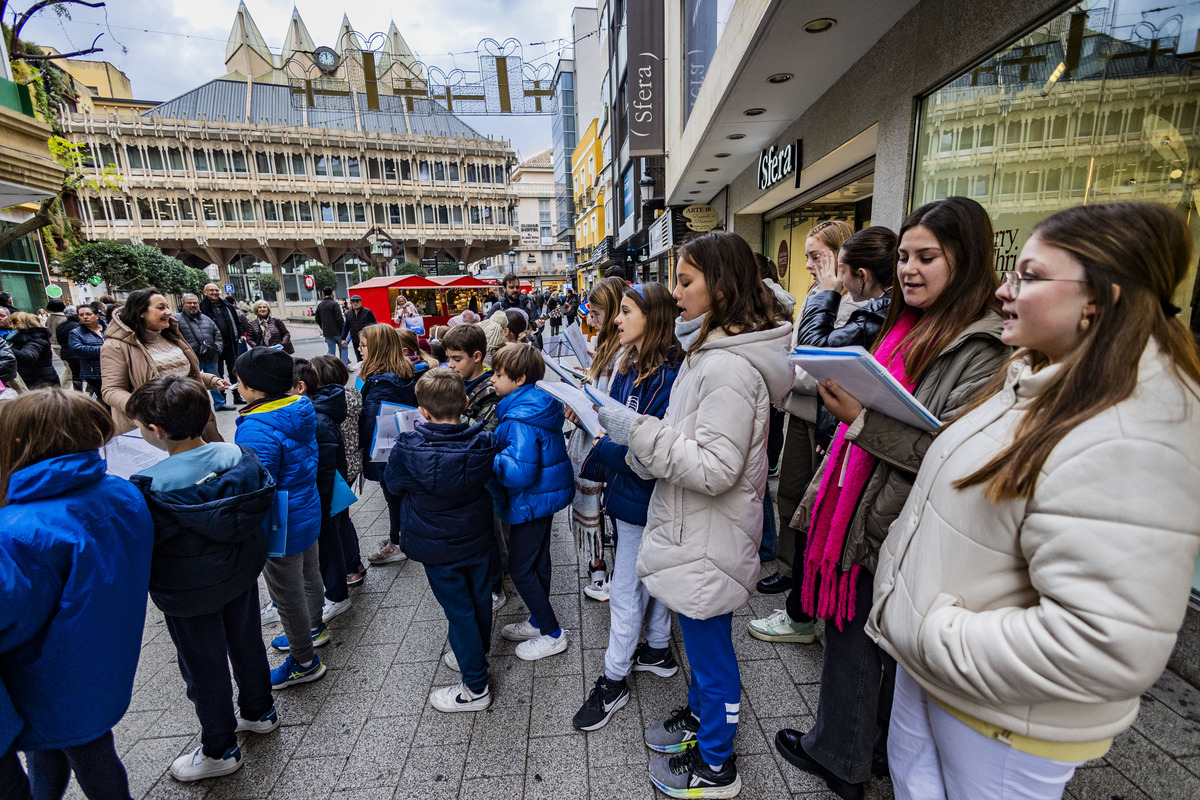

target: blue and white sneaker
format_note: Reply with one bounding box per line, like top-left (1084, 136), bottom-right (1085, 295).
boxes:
top-left (169, 744), bottom-right (242, 781)
top-left (270, 654), bottom-right (326, 689)
top-left (235, 706), bottom-right (280, 734)
top-left (270, 623), bottom-right (330, 652)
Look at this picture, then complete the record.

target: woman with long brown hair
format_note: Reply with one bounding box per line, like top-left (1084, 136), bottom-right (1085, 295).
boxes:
top-left (571, 275), bottom-right (628, 601)
top-left (357, 324), bottom-right (429, 566)
top-left (773, 197), bottom-right (1009, 799)
top-left (869, 202), bottom-right (1200, 799)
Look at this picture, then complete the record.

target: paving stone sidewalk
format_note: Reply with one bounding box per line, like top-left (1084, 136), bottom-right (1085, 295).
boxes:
top-left (79, 479), bottom-right (1200, 800)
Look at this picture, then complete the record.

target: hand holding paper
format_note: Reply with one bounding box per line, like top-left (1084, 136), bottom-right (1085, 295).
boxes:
top-left (817, 379), bottom-right (865, 426)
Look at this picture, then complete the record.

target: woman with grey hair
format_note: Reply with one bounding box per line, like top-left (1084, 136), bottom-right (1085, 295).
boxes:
top-left (243, 300), bottom-right (294, 354)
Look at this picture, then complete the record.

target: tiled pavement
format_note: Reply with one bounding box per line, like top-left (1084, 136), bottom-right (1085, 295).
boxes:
top-left (75, 479), bottom-right (1200, 799)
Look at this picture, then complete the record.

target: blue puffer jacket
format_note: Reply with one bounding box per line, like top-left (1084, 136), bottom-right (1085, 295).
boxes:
top-left (384, 421), bottom-right (499, 564)
top-left (359, 366), bottom-right (427, 482)
top-left (235, 394), bottom-right (321, 556)
top-left (67, 325), bottom-right (105, 381)
top-left (129, 448), bottom-right (275, 618)
top-left (0, 450), bottom-right (153, 753)
top-left (580, 361), bottom-right (678, 526)
top-left (493, 384), bottom-right (574, 524)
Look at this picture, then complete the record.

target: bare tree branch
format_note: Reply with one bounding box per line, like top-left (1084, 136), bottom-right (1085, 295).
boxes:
top-left (9, 0), bottom-right (106, 56)
top-left (0, 195), bottom-right (56, 252)
top-left (17, 33), bottom-right (102, 60)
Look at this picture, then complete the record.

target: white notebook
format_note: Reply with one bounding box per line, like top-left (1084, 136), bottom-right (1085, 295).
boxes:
top-left (789, 345), bottom-right (941, 432)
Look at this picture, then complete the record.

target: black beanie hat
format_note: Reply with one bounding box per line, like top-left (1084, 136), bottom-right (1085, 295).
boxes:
top-left (46, 300), bottom-right (65, 312)
top-left (235, 347), bottom-right (294, 397)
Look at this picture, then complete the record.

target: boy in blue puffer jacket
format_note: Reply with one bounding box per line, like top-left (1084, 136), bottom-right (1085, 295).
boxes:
top-left (489, 344), bottom-right (574, 661)
top-left (233, 347), bottom-right (325, 690)
top-left (128, 376), bottom-right (278, 783)
top-left (384, 368), bottom-right (500, 712)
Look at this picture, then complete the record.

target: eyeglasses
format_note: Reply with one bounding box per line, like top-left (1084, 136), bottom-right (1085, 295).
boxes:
top-left (1003, 271), bottom-right (1088, 299)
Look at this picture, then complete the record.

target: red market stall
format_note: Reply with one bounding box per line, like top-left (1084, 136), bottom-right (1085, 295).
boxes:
top-left (347, 274), bottom-right (533, 332)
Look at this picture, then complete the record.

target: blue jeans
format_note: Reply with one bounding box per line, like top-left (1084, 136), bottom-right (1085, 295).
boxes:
top-left (199, 361), bottom-right (225, 408)
top-left (424, 551), bottom-right (493, 693)
top-left (678, 612), bottom-right (740, 766)
top-left (324, 336), bottom-right (349, 364)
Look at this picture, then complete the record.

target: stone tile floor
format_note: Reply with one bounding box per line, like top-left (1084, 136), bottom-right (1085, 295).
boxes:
top-left (69, 479), bottom-right (1200, 799)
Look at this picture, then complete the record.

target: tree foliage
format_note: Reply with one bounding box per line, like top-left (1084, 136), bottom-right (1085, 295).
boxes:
top-left (304, 262), bottom-right (337, 293)
top-left (395, 260), bottom-right (427, 277)
top-left (257, 273), bottom-right (282, 294)
top-left (61, 240), bottom-right (202, 295)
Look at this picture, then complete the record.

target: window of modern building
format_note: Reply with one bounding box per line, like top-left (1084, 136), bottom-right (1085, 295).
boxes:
top-left (212, 151), bottom-right (229, 173)
top-left (298, 201), bottom-right (313, 222)
top-left (331, 156), bottom-right (345, 178)
top-left (239, 199), bottom-right (255, 222)
top-left (681, 0), bottom-right (735, 126)
top-left (177, 198), bottom-right (196, 221)
top-left (336, 202), bottom-right (350, 223)
top-left (88, 197), bottom-right (107, 222)
top-left (167, 147), bottom-right (185, 172)
top-left (436, 205), bottom-right (449, 224)
top-left (423, 204), bottom-right (435, 224)
top-left (274, 153), bottom-right (289, 175)
top-left (453, 206), bottom-right (463, 224)
top-left (137, 197), bottom-right (154, 220)
top-left (320, 201), bottom-right (334, 222)
top-left (146, 148), bottom-right (165, 172)
top-left (347, 156), bottom-right (360, 178)
top-left (193, 149), bottom-right (208, 173)
top-left (448, 163), bottom-right (460, 181)
top-left (419, 161), bottom-right (431, 181)
top-left (315, 155), bottom-right (328, 177)
top-left (353, 202), bottom-right (366, 223)
top-left (255, 152), bottom-right (271, 174)
top-left (542, 251), bottom-right (553, 270)
top-left (434, 162), bottom-right (446, 181)
top-left (291, 153), bottom-right (306, 176)
top-left (126, 146), bottom-right (144, 171)
top-left (155, 199), bottom-right (174, 221)
top-left (231, 151), bottom-right (248, 174)
top-left (280, 200), bottom-right (296, 223)
top-left (467, 164), bottom-right (477, 183)
top-left (368, 158), bottom-right (381, 180)
top-left (263, 201), bottom-right (278, 222)
top-left (201, 199), bottom-right (218, 222)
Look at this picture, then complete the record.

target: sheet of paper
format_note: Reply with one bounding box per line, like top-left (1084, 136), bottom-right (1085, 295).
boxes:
top-left (102, 430), bottom-right (169, 480)
top-left (583, 382), bottom-right (626, 411)
top-left (544, 357), bottom-right (585, 386)
top-left (370, 404), bottom-right (424, 462)
top-left (535, 380), bottom-right (604, 438)
top-left (563, 322), bottom-right (593, 369)
top-left (789, 345), bottom-right (941, 432)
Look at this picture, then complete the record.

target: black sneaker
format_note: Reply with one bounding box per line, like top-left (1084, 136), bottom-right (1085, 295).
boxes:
top-left (649, 748), bottom-right (741, 799)
top-left (632, 642), bottom-right (679, 677)
top-left (572, 675), bottom-right (629, 731)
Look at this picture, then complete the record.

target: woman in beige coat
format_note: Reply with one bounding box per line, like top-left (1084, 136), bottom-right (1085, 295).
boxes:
top-left (868, 202), bottom-right (1200, 799)
top-left (100, 287), bottom-right (228, 441)
top-left (597, 231), bottom-right (792, 798)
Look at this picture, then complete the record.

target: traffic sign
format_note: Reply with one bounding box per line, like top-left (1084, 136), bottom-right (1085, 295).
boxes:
top-left (303, 275), bottom-right (315, 290)
top-left (44, 284), bottom-right (62, 298)
top-left (224, 283), bottom-right (234, 293)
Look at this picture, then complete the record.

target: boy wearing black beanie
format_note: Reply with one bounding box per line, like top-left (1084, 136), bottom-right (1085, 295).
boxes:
top-left (234, 347), bottom-right (327, 689)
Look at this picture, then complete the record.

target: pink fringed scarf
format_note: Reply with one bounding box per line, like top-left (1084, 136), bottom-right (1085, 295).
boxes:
top-left (800, 308), bottom-right (921, 630)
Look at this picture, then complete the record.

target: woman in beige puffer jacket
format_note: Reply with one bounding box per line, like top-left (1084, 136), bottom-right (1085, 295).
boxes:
top-left (868, 202), bottom-right (1200, 799)
top-left (597, 231), bottom-right (792, 797)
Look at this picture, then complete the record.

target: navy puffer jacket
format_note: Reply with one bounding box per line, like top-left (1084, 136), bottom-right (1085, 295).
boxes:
top-left (130, 447), bottom-right (275, 617)
top-left (492, 384), bottom-right (574, 524)
top-left (358, 366), bottom-right (426, 482)
top-left (310, 383), bottom-right (349, 515)
top-left (234, 395), bottom-right (321, 556)
top-left (384, 421), bottom-right (499, 564)
top-left (580, 360), bottom-right (678, 525)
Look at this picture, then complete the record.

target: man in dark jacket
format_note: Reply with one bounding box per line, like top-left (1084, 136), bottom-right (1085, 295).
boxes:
top-left (488, 274), bottom-right (544, 349)
top-left (201, 284), bottom-right (246, 405)
top-left (340, 295), bottom-right (377, 363)
top-left (178, 294), bottom-right (227, 410)
top-left (55, 306), bottom-right (82, 389)
top-left (384, 368), bottom-right (499, 713)
top-left (126, 375), bottom-right (278, 782)
top-left (0, 337), bottom-right (15, 386)
top-left (314, 287), bottom-right (347, 364)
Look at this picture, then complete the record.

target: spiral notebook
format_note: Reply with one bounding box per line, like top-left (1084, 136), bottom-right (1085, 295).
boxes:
top-left (789, 345), bottom-right (941, 432)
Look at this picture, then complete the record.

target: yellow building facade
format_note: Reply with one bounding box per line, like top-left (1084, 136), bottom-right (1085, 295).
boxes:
top-left (571, 117), bottom-right (605, 290)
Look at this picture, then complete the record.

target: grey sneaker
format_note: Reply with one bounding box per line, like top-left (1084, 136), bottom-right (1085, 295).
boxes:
top-left (747, 609), bottom-right (816, 643)
top-left (644, 706), bottom-right (701, 753)
top-left (648, 748), bottom-right (741, 799)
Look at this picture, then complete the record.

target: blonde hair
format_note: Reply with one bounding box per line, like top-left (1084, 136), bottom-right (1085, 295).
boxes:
top-left (251, 300), bottom-right (271, 315)
top-left (0, 388), bottom-right (114, 504)
top-left (359, 324), bottom-right (414, 380)
top-left (397, 328), bottom-right (437, 368)
top-left (10, 312), bottom-right (44, 330)
top-left (586, 276), bottom-right (627, 383)
top-left (807, 220), bottom-right (854, 254)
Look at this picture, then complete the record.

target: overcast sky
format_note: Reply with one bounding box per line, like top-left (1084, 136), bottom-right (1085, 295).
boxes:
top-left (18, 0), bottom-right (577, 158)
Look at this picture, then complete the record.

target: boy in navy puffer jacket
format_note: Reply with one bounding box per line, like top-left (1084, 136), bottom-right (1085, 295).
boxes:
top-left (384, 368), bottom-right (499, 712)
top-left (128, 376), bottom-right (278, 783)
top-left (489, 344), bottom-right (574, 662)
top-left (233, 347), bottom-right (325, 691)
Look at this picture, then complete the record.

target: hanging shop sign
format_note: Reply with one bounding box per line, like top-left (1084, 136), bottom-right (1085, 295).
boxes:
top-left (757, 140), bottom-right (800, 191)
top-left (627, 0), bottom-right (666, 156)
top-left (682, 204), bottom-right (719, 232)
top-left (777, 240), bottom-right (790, 279)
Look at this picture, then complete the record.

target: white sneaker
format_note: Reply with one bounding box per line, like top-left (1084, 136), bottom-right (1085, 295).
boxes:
top-left (429, 682), bottom-right (492, 713)
top-left (501, 619), bottom-right (541, 641)
top-left (169, 745), bottom-right (243, 782)
top-left (234, 706), bottom-right (279, 735)
top-left (259, 602), bottom-right (279, 626)
top-left (583, 578), bottom-right (610, 602)
top-left (516, 631), bottom-right (570, 661)
top-left (322, 597), bottom-right (352, 623)
top-left (443, 649), bottom-right (460, 672)
top-left (492, 590), bottom-right (507, 613)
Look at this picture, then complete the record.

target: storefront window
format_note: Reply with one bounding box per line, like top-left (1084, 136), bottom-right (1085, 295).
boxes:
top-left (912, 1), bottom-right (1199, 329)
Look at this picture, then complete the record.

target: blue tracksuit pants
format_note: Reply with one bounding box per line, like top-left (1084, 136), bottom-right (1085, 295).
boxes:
top-left (678, 611), bottom-right (741, 766)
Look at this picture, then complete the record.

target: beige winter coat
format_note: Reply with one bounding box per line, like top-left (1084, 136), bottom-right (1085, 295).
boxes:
top-left (627, 322), bottom-right (793, 619)
top-left (867, 342), bottom-right (1200, 742)
top-left (99, 314), bottom-right (223, 441)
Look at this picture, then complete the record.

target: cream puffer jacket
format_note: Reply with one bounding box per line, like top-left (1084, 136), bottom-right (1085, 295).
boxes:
top-left (866, 341), bottom-right (1200, 742)
top-left (627, 322), bottom-right (793, 620)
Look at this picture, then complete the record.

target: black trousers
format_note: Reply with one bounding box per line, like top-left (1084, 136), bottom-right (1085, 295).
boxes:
top-left (507, 515), bottom-right (559, 633)
top-left (0, 732), bottom-right (131, 800)
top-left (318, 512), bottom-right (349, 602)
top-left (163, 585), bottom-right (273, 758)
top-left (214, 347), bottom-right (241, 399)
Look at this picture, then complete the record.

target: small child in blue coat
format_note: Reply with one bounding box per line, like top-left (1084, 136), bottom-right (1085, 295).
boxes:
top-left (489, 344), bottom-right (575, 661)
top-left (384, 368), bottom-right (500, 712)
top-left (0, 389), bottom-right (153, 800)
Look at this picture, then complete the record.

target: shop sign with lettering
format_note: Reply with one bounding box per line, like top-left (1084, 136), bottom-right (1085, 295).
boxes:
top-left (757, 140), bottom-right (800, 191)
top-left (627, 0), bottom-right (665, 156)
top-left (682, 204), bottom-right (719, 232)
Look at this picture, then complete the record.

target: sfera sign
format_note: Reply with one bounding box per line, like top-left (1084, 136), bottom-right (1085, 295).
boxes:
top-left (627, 0), bottom-right (665, 156)
top-left (758, 141), bottom-right (800, 191)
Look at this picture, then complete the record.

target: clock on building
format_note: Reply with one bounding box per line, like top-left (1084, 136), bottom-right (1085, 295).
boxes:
top-left (313, 46), bottom-right (340, 74)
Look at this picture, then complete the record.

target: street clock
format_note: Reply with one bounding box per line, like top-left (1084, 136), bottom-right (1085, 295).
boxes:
top-left (313, 46), bottom-right (340, 74)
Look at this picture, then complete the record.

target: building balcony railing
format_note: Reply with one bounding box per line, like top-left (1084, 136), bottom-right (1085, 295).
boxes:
top-left (79, 218), bottom-right (519, 243)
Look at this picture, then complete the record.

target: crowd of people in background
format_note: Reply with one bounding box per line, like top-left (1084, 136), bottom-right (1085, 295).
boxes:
top-left (2, 200), bottom-right (1200, 800)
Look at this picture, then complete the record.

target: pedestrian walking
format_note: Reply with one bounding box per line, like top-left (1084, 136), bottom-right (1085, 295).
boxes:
top-left (341, 295), bottom-right (377, 362)
top-left (315, 286), bottom-right (348, 363)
